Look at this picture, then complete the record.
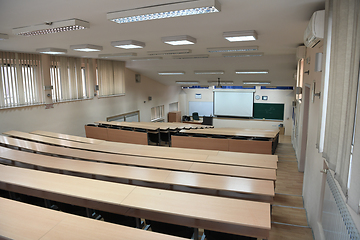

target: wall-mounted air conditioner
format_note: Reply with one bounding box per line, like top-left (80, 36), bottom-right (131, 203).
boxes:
top-left (304, 10), bottom-right (325, 48)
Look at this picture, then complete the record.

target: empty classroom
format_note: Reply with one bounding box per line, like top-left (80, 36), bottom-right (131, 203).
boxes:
top-left (0, 0), bottom-right (359, 240)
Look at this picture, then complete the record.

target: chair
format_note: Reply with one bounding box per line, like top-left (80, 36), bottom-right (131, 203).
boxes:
top-left (98, 124), bottom-right (108, 128)
top-left (86, 124), bottom-right (96, 127)
top-left (192, 112), bottom-right (199, 121)
top-left (134, 128), bottom-right (146, 132)
top-left (109, 125), bottom-right (120, 129)
top-left (204, 230), bottom-right (257, 240)
top-left (175, 132), bottom-right (188, 136)
top-left (121, 126), bottom-right (133, 131)
top-left (231, 136), bottom-right (249, 140)
top-left (252, 137), bottom-right (269, 141)
top-left (193, 134), bottom-right (208, 138)
top-left (211, 135), bottom-right (227, 139)
top-left (202, 116), bottom-right (213, 126)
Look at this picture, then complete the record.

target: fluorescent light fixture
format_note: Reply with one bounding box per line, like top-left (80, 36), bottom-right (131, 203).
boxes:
top-left (208, 81), bottom-right (233, 85)
top-left (111, 40), bottom-right (145, 49)
top-left (131, 57), bottom-right (163, 61)
top-left (70, 44), bottom-right (103, 52)
top-left (223, 30), bottom-right (258, 42)
top-left (173, 54), bottom-right (209, 59)
top-left (194, 70), bottom-right (224, 75)
top-left (243, 81), bottom-right (271, 85)
top-left (158, 71), bottom-right (185, 75)
top-left (0, 33), bottom-right (9, 40)
top-left (223, 52), bottom-right (263, 57)
top-left (13, 19), bottom-right (89, 36)
top-left (207, 46), bottom-right (258, 53)
top-left (36, 48), bottom-right (67, 55)
top-left (236, 70), bottom-right (269, 74)
top-left (176, 81), bottom-right (200, 85)
top-left (99, 52), bottom-right (137, 58)
top-left (162, 35), bottom-right (196, 45)
top-left (148, 49), bottom-right (191, 56)
top-left (107, 0), bottom-right (221, 24)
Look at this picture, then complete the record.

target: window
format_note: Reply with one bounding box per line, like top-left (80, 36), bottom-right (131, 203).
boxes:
top-left (96, 59), bottom-right (125, 97)
top-left (0, 51), bottom-right (44, 108)
top-left (50, 56), bottom-right (94, 102)
top-left (296, 58), bottom-right (304, 102)
top-left (151, 105), bottom-right (164, 121)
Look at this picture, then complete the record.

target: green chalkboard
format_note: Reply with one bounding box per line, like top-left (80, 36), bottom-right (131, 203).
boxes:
top-left (253, 103), bottom-right (284, 120)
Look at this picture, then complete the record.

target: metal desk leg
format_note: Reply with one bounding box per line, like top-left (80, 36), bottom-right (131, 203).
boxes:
top-left (192, 228), bottom-right (199, 240)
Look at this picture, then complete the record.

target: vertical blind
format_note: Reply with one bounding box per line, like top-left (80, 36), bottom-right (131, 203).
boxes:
top-left (97, 59), bottom-right (125, 97)
top-left (322, 0), bottom-right (360, 212)
top-left (151, 105), bottom-right (164, 121)
top-left (0, 51), bottom-right (44, 108)
top-left (50, 56), bottom-right (95, 102)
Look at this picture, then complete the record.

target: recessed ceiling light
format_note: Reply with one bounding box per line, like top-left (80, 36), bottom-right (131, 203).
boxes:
top-left (194, 70), bottom-right (224, 75)
top-left (162, 35), bottom-right (196, 45)
top-left (13, 19), bottom-right (89, 36)
top-left (0, 33), bottom-right (9, 40)
top-left (223, 30), bottom-right (258, 42)
top-left (36, 48), bottom-right (67, 55)
top-left (207, 46), bottom-right (258, 53)
top-left (158, 71), bottom-right (185, 75)
top-left (208, 81), bottom-right (233, 85)
top-left (111, 40), bottom-right (145, 49)
top-left (70, 44), bottom-right (103, 52)
top-left (173, 54), bottom-right (209, 59)
top-left (223, 52), bottom-right (263, 57)
top-left (131, 57), bottom-right (163, 61)
top-left (99, 53), bottom-right (137, 58)
top-left (236, 70), bottom-right (269, 74)
top-left (243, 81), bottom-right (271, 85)
top-left (176, 81), bottom-right (200, 85)
top-left (107, 0), bottom-right (221, 24)
top-left (148, 49), bottom-right (192, 56)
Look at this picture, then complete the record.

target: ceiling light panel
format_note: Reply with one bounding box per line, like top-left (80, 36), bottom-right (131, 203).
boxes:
top-left (223, 30), bottom-right (258, 42)
top-left (208, 81), bottom-right (233, 85)
top-left (173, 54), bottom-right (209, 59)
top-left (243, 81), bottom-right (271, 85)
top-left (194, 70), bottom-right (224, 75)
top-left (148, 49), bottom-right (191, 55)
top-left (131, 57), bottom-right (163, 61)
top-left (111, 40), bottom-right (145, 49)
top-left (236, 70), bottom-right (269, 74)
top-left (0, 33), bottom-right (9, 40)
top-left (70, 44), bottom-right (103, 52)
top-left (36, 48), bottom-right (67, 55)
top-left (158, 71), bottom-right (185, 75)
top-left (13, 19), bottom-right (89, 36)
top-left (107, 0), bottom-right (221, 24)
top-left (223, 52), bottom-right (263, 57)
top-left (176, 81), bottom-right (200, 85)
top-left (207, 46), bottom-right (258, 53)
top-left (162, 35), bottom-right (196, 45)
top-left (99, 53), bottom-right (137, 58)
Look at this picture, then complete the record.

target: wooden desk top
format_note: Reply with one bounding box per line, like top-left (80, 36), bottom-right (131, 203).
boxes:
top-left (0, 197), bottom-right (185, 240)
top-left (96, 121), bottom-right (160, 131)
top-left (0, 146), bottom-right (274, 200)
top-left (31, 130), bottom-right (105, 145)
top-left (3, 131), bottom-right (277, 169)
top-left (0, 135), bottom-right (276, 181)
top-left (0, 165), bottom-right (271, 238)
top-left (180, 128), bottom-right (279, 138)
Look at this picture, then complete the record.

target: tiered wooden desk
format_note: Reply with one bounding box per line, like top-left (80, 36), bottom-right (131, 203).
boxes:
top-left (0, 165), bottom-right (271, 239)
top-left (0, 145), bottom-right (274, 203)
top-left (5, 131), bottom-right (278, 169)
top-left (0, 197), bottom-right (185, 240)
top-left (172, 128), bottom-right (280, 154)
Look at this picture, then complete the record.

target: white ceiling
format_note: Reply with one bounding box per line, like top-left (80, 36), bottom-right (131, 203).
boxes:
top-left (0, 0), bottom-right (325, 86)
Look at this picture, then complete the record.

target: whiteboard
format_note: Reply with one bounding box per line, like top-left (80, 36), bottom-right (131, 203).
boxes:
top-left (213, 91), bottom-right (254, 117)
top-left (189, 101), bottom-right (213, 116)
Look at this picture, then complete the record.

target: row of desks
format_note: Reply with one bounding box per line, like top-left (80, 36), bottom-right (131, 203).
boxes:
top-left (0, 130), bottom-right (277, 239)
top-left (96, 121), bottom-right (214, 131)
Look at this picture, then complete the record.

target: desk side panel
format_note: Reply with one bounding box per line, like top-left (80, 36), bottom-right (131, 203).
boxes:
top-left (172, 136), bottom-right (229, 151)
top-left (107, 129), bottom-right (148, 145)
top-left (228, 139), bottom-right (273, 154)
top-left (84, 126), bottom-right (108, 141)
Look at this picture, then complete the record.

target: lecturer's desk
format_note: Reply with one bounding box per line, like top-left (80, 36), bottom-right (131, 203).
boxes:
top-left (0, 135), bottom-right (277, 181)
top-left (0, 197), bottom-right (185, 240)
top-left (173, 128), bottom-right (280, 154)
top-left (0, 165), bottom-right (271, 239)
top-left (4, 131), bottom-right (278, 169)
top-left (0, 146), bottom-right (275, 202)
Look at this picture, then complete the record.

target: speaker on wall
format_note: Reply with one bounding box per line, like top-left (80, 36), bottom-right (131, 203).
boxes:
top-left (135, 74), bottom-right (141, 83)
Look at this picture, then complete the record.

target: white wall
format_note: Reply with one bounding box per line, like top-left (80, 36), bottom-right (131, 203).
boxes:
top-left (0, 68), bottom-right (181, 137)
top-left (183, 86), bottom-right (294, 135)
